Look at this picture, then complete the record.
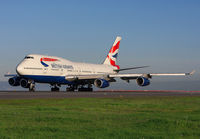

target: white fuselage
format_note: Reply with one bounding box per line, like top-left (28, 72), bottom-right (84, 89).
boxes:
top-left (7, 36), bottom-right (191, 91)
top-left (16, 54), bottom-right (116, 84)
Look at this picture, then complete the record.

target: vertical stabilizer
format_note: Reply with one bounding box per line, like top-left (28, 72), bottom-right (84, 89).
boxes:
top-left (103, 36), bottom-right (121, 69)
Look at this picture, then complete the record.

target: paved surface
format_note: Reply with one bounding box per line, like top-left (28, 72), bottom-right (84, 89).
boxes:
top-left (0, 90), bottom-right (200, 99)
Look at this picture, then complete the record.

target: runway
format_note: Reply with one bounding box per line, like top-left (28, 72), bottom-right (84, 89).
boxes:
top-left (0, 90), bottom-right (200, 99)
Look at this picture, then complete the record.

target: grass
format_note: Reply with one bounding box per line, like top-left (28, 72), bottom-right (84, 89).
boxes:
top-left (0, 96), bottom-right (199, 138)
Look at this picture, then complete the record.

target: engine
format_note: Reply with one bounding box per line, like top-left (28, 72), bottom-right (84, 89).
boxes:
top-left (20, 79), bottom-right (30, 88)
top-left (136, 77), bottom-right (150, 86)
top-left (94, 79), bottom-right (110, 88)
top-left (8, 77), bottom-right (20, 86)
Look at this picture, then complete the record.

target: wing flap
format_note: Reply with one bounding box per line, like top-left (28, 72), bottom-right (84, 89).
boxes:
top-left (65, 74), bottom-right (108, 81)
top-left (151, 70), bottom-right (195, 76)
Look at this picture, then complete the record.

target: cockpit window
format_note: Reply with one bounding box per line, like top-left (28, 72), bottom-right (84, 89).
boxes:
top-left (24, 56), bottom-right (34, 59)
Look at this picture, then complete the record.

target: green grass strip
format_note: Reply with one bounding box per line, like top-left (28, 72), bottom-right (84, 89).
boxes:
top-left (0, 96), bottom-right (199, 139)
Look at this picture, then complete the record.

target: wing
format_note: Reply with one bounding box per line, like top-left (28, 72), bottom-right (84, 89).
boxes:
top-left (109, 70), bottom-right (195, 80)
top-left (65, 70), bottom-right (195, 81)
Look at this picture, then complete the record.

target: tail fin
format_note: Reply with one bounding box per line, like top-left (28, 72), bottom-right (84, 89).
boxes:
top-left (103, 36), bottom-right (122, 69)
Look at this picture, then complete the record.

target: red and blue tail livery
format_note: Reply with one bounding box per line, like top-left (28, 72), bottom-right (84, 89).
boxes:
top-left (103, 36), bottom-right (121, 69)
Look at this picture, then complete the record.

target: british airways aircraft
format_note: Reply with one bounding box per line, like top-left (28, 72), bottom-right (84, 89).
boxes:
top-left (5, 36), bottom-right (194, 91)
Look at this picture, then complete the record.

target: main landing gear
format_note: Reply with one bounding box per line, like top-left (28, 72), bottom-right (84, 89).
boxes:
top-left (66, 85), bottom-right (76, 92)
top-left (51, 84), bottom-right (93, 92)
top-left (78, 87), bottom-right (93, 92)
top-left (67, 84), bottom-right (93, 92)
top-left (51, 84), bottom-right (60, 92)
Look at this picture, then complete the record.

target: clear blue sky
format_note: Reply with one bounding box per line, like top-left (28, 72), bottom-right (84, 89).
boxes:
top-left (0, 0), bottom-right (200, 81)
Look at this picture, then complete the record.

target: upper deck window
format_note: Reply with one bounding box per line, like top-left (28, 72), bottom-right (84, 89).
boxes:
top-left (24, 56), bottom-right (34, 59)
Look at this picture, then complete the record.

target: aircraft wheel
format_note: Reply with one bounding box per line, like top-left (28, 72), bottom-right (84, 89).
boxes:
top-left (66, 87), bottom-right (74, 92)
top-left (51, 87), bottom-right (60, 92)
top-left (78, 87), bottom-right (93, 92)
top-left (88, 88), bottom-right (93, 92)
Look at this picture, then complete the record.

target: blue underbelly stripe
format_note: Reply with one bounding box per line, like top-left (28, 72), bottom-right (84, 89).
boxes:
top-left (22, 75), bottom-right (72, 84)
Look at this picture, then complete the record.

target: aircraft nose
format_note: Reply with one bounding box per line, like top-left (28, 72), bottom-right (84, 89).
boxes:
top-left (16, 64), bottom-right (24, 75)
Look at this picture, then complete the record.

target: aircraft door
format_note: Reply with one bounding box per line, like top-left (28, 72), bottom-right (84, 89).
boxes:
top-left (43, 68), bottom-right (48, 74)
top-left (60, 68), bottom-right (64, 75)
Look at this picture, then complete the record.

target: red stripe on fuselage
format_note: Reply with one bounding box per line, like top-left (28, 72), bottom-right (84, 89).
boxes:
top-left (40, 58), bottom-right (58, 62)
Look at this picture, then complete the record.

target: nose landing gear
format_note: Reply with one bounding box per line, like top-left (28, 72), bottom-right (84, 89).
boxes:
top-left (29, 83), bottom-right (35, 92)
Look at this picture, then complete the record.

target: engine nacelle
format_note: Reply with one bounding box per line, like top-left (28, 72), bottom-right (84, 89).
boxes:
top-left (136, 77), bottom-right (150, 86)
top-left (94, 79), bottom-right (110, 88)
top-left (8, 77), bottom-right (20, 86)
top-left (20, 79), bottom-right (30, 88)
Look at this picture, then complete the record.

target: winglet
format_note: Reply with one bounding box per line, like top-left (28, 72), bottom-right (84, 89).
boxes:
top-left (186, 70), bottom-right (195, 75)
top-left (4, 72), bottom-right (17, 77)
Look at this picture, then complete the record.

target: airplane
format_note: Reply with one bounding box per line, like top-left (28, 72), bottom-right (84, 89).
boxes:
top-left (5, 36), bottom-right (194, 92)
